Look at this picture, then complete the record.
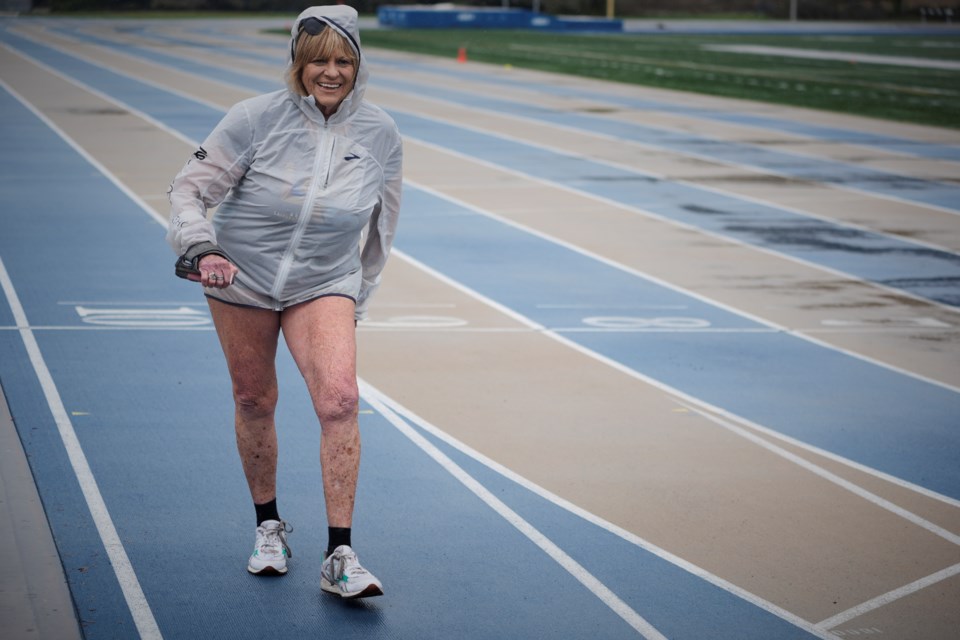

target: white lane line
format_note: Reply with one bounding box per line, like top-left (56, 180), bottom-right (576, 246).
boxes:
top-left (0, 258), bottom-right (163, 640)
top-left (360, 379), bottom-right (837, 640)
top-left (394, 247), bottom-right (960, 513)
top-left (816, 562), bottom-right (960, 630)
top-left (0, 75), bottom-right (168, 228)
top-left (380, 88), bottom-right (960, 221)
top-left (400, 132), bottom-right (960, 319)
top-left (676, 401), bottom-right (960, 546)
top-left (358, 378), bottom-right (666, 640)
top-left (381, 65), bottom-right (960, 178)
top-left (4, 26), bottom-right (232, 132)
top-left (405, 178), bottom-right (960, 395)
top-left (702, 44), bottom-right (960, 71)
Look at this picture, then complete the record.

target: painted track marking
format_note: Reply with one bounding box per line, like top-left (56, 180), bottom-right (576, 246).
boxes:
top-left (0, 254), bottom-right (163, 640)
top-left (361, 379), bottom-right (838, 640)
top-left (676, 401), bottom-right (960, 545)
top-left (816, 562), bottom-right (960, 630)
top-left (394, 248), bottom-right (960, 510)
top-left (360, 378), bottom-right (669, 639)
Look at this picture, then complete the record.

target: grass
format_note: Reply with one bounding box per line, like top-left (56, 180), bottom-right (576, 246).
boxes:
top-left (356, 29), bottom-right (960, 129)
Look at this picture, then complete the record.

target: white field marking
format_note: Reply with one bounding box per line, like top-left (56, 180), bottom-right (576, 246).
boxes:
top-left (544, 327), bottom-right (776, 333)
top-left (536, 304), bottom-right (690, 309)
top-left (75, 306), bottom-right (211, 328)
top-left (400, 131), bottom-right (960, 321)
top-left (384, 87), bottom-right (960, 229)
top-left (393, 248), bottom-right (960, 513)
top-left (0, 258), bottom-right (163, 640)
top-left (505, 43), bottom-right (955, 99)
top-left (357, 379), bottom-right (667, 639)
top-left (816, 562), bottom-right (960, 630)
top-left (0, 76), bottom-right (168, 228)
top-left (405, 178), bottom-right (960, 395)
top-left (372, 302), bottom-right (458, 308)
top-left (582, 316), bottom-right (712, 330)
top-left (359, 315), bottom-right (468, 328)
top-left (675, 401), bottom-right (960, 546)
top-left (702, 44), bottom-right (960, 71)
top-left (359, 379), bottom-right (837, 640)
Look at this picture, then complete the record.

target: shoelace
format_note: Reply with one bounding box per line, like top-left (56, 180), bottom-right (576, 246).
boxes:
top-left (328, 549), bottom-right (367, 582)
top-left (259, 521), bottom-right (291, 554)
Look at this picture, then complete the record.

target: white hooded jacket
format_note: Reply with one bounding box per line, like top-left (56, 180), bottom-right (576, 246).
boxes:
top-left (167, 6), bottom-right (402, 320)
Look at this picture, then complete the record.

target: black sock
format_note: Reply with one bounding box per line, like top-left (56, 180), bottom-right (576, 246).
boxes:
top-left (327, 527), bottom-right (351, 556)
top-left (254, 499), bottom-right (280, 526)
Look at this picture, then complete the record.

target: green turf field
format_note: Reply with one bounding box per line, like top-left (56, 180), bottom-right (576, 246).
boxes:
top-left (357, 30), bottom-right (960, 129)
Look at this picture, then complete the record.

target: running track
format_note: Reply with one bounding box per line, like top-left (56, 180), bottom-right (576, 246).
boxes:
top-left (1, 17), bottom-right (958, 639)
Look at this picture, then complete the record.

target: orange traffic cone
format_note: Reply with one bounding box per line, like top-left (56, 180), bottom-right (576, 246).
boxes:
top-left (456, 46), bottom-right (467, 63)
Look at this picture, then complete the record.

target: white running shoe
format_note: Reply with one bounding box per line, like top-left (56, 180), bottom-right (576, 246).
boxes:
top-left (321, 545), bottom-right (383, 599)
top-left (247, 520), bottom-right (292, 575)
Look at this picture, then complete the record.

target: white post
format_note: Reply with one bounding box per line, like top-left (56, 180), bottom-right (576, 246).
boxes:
top-left (790, 0), bottom-right (798, 21)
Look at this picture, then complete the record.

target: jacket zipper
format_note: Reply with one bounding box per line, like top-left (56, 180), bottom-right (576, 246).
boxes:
top-left (324, 137), bottom-right (336, 189)
top-left (269, 124), bottom-right (333, 306)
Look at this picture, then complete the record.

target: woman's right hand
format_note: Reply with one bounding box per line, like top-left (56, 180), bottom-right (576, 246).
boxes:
top-left (198, 254), bottom-right (239, 288)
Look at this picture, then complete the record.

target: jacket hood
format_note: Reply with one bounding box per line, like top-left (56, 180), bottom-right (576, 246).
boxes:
top-left (289, 5), bottom-right (368, 123)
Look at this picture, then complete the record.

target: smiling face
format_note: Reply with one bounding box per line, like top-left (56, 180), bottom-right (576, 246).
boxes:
top-left (290, 26), bottom-right (358, 119)
top-left (300, 53), bottom-right (356, 118)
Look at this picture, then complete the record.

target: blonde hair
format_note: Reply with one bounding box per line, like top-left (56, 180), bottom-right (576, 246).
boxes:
top-left (287, 27), bottom-right (358, 96)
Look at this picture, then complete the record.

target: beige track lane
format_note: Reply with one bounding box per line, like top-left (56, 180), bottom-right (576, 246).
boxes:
top-left (6, 26), bottom-right (959, 637)
top-left (397, 140), bottom-right (960, 387)
top-left (361, 259), bottom-right (960, 628)
top-left (366, 85), bottom-right (960, 251)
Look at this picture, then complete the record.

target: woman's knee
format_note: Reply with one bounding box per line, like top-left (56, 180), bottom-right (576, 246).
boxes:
top-left (314, 381), bottom-right (359, 426)
top-left (233, 384), bottom-right (278, 420)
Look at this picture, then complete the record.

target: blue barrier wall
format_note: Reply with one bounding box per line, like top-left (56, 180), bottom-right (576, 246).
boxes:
top-left (377, 6), bottom-right (623, 32)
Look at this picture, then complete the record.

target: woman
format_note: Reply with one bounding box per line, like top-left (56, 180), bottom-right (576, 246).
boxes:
top-left (167, 5), bottom-right (402, 599)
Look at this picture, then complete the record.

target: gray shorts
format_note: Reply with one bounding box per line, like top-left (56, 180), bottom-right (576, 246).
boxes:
top-left (204, 278), bottom-right (356, 312)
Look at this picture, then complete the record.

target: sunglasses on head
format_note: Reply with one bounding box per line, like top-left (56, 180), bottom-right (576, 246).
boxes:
top-left (299, 16), bottom-right (327, 37)
top-left (291, 16), bottom-right (361, 65)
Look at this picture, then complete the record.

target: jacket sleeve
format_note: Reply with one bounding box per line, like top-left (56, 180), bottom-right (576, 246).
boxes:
top-left (355, 132), bottom-right (403, 321)
top-left (166, 103), bottom-right (253, 256)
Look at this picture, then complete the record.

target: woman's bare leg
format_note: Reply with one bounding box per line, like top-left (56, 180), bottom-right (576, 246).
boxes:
top-left (280, 296), bottom-right (359, 528)
top-left (207, 298), bottom-right (281, 505)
